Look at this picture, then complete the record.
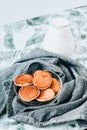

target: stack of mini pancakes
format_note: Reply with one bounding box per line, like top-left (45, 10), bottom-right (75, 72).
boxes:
top-left (14, 70), bottom-right (61, 102)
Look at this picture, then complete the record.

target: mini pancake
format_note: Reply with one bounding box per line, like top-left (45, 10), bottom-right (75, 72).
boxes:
top-left (50, 78), bottom-right (61, 94)
top-left (14, 74), bottom-right (33, 86)
top-left (19, 85), bottom-right (40, 101)
top-left (33, 74), bottom-right (52, 90)
top-left (33, 70), bottom-right (52, 77)
top-left (37, 88), bottom-right (55, 102)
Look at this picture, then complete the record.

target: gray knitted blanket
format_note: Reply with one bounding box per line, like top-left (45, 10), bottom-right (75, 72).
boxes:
top-left (0, 48), bottom-right (87, 127)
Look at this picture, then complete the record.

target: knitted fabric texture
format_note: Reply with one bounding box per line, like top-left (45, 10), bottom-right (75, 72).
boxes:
top-left (0, 48), bottom-right (87, 127)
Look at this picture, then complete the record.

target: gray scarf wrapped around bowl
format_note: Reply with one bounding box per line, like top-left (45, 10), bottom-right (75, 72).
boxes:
top-left (0, 48), bottom-right (87, 127)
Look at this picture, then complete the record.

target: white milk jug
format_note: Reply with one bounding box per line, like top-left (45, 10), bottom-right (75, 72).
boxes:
top-left (43, 17), bottom-right (75, 57)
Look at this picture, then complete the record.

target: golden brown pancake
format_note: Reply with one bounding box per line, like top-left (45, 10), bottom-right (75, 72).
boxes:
top-left (37, 88), bottom-right (55, 102)
top-left (33, 70), bottom-right (52, 89)
top-left (14, 74), bottom-right (33, 86)
top-left (50, 78), bottom-right (61, 94)
top-left (33, 74), bottom-right (52, 90)
top-left (34, 70), bottom-right (52, 77)
top-left (19, 85), bottom-right (40, 101)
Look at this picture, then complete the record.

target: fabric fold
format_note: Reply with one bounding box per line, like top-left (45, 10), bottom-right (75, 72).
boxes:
top-left (0, 48), bottom-right (87, 127)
